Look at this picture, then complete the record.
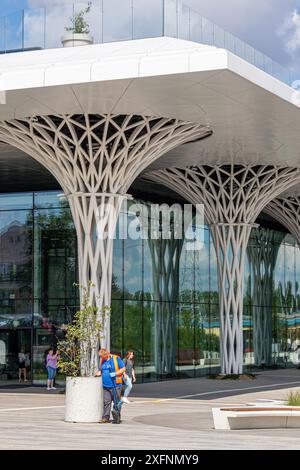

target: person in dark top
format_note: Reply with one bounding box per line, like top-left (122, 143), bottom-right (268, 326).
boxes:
top-left (122, 351), bottom-right (136, 404)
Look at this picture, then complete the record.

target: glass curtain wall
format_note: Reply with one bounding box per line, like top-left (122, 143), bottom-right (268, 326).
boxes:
top-left (0, 192), bottom-right (77, 386)
top-left (0, 191), bottom-right (300, 386)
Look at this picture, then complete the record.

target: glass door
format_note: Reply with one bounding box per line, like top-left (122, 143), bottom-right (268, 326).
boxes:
top-left (0, 329), bottom-right (32, 386)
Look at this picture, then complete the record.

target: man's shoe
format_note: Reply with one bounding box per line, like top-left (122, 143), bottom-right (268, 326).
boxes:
top-left (111, 409), bottom-right (121, 424)
top-left (122, 397), bottom-right (130, 404)
top-left (99, 418), bottom-right (110, 424)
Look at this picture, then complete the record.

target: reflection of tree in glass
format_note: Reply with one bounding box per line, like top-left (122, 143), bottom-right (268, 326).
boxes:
top-left (29, 205), bottom-right (78, 331)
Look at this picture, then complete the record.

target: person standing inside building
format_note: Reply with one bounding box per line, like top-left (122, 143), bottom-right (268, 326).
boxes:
top-left (18, 349), bottom-right (27, 383)
top-left (122, 351), bottom-right (136, 404)
top-left (95, 348), bottom-right (125, 424)
top-left (46, 348), bottom-right (59, 390)
top-left (25, 351), bottom-right (31, 381)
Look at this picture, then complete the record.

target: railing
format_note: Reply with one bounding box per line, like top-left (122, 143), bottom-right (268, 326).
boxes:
top-left (0, 0), bottom-right (296, 87)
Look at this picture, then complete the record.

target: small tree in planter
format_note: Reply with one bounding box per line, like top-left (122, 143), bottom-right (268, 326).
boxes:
top-left (58, 282), bottom-right (110, 422)
top-left (61, 2), bottom-right (94, 47)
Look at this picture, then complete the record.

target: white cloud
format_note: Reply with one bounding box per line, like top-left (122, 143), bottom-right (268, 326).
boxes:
top-left (278, 9), bottom-right (300, 53)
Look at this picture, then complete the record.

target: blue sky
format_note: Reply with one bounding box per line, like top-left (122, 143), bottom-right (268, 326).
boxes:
top-left (2, 0), bottom-right (300, 75)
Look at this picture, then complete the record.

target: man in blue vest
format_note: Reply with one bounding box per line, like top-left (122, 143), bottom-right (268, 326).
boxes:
top-left (95, 348), bottom-right (125, 424)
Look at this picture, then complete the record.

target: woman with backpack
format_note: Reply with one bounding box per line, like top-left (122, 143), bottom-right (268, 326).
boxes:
top-left (122, 351), bottom-right (136, 404)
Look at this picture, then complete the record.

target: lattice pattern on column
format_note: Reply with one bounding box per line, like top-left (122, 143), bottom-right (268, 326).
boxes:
top-left (0, 114), bottom-right (211, 349)
top-left (247, 229), bottom-right (284, 366)
top-left (211, 222), bottom-right (253, 374)
top-left (265, 197), bottom-right (300, 246)
top-left (148, 236), bottom-right (183, 375)
top-left (68, 193), bottom-right (125, 349)
top-left (0, 115), bottom-right (211, 194)
top-left (145, 165), bottom-right (300, 374)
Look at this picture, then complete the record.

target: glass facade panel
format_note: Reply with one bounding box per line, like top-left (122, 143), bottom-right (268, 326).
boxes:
top-left (214, 24), bottom-right (225, 48)
top-left (0, 17), bottom-right (5, 52)
top-left (202, 17), bottom-right (214, 46)
top-left (209, 303), bottom-right (221, 371)
top-left (189, 10), bottom-right (202, 44)
top-left (0, 209), bottom-right (32, 302)
top-left (225, 32), bottom-right (235, 54)
top-left (194, 304), bottom-right (210, 376)
top-left (143, 300), bottom-right (156, 382)
top-left (195, 227), bottom-right (210, 302)
top-left (24, 7), bottom-right (45, 50)
top-left (273, 241), bottom-right (286, 366)
top-left (123, 236), bottom-right (143, 299)
top-left (0, 329), bottom-right (31, 383)
top-left (78, 0), bottom-right (102, 45)
top-left (177, 4), bottom-right (190, 41)
top-left (0, 193), bottom-right (33, 210)
top-left (177, 303), bottom-right (195, 377)
top-left (103, 0), bottom-right (132, 42)
top-left (123, 300), bottom-right (143, 377)
top-left (110, 299), bottom-right (123, 357)
top-left (164, 0), bottom-right (177, 38)
top-left (45, 3), bottom-right (74, 50)
top-left (34, 191), bottom-right (68, 209)
top-left (133, 0), bottom-right (163, 39)
top-left (4, 11), bottom-right (24, 52)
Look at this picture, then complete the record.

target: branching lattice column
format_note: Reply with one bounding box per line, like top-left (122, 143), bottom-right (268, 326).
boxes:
top-left (145, 165), bottom-right (300, 374)
top-left (0, 114), bottom-right (211, 348)
top-left (148, 236), bottom-right (183, 375)
top-left (68, 193), bottom-right (125, 349)
top-left (247, 229), bottom-right (284, 366)
top-left (211, 222), bottom-right (255, 373)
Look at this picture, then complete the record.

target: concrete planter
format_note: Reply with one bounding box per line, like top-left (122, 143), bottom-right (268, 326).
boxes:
top-left (65, 376), bottom-right (103, 423)
top-left (61, 33), bottom-right (94, 47)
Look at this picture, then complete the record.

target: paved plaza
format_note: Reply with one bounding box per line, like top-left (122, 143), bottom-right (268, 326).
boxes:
top-left (0, 370), bottom-right (300, 450)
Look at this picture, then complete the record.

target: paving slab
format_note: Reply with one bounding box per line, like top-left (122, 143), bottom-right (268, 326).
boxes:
top-left (0, 370), bottom-right (300, 449)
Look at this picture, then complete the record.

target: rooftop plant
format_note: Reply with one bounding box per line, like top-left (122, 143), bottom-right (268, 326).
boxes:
top-left (65, 2), bottom-right (92, 34)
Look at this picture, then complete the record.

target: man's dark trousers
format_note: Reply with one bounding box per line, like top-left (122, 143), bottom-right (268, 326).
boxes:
top-left (103, 386), bottom-right (122, 422)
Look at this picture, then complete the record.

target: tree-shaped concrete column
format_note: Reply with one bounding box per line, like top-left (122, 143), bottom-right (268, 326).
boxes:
top-left (0, 114), bottom-right (211, 347)
top-left (148, 235), bottom-right (184, 375)
top-left (247, 228), bottom-right (284, 366)
top-left (145, 165), bottom-right (300, 374)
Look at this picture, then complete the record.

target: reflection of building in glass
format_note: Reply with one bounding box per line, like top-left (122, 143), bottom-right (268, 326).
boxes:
top-left (1, 0), bottom-right (300, 383)
top-left (0, 191), bottom-right (299, 383)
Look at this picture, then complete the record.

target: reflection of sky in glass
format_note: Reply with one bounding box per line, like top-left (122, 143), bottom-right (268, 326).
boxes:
top-left (274, 243), bottom-right (286, 287)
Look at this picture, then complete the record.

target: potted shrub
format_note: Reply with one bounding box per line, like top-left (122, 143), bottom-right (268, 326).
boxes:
top-left (57, 282), bottom-right (110, 423)
top-left (61, 2), bottom-right (93, 47)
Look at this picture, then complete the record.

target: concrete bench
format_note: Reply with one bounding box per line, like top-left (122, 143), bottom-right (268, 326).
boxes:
top-left (212, 407), bottom-right (300, 430)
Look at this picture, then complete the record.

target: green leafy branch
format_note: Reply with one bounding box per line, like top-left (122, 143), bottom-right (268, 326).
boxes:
top-left (57, 281), bottom-right (110, 377)
top-left (65, 2), bottom-right (92, 34)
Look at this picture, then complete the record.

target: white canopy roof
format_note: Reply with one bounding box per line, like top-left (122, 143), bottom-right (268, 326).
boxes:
top-left (0, 36), bottom-right (299, 172)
